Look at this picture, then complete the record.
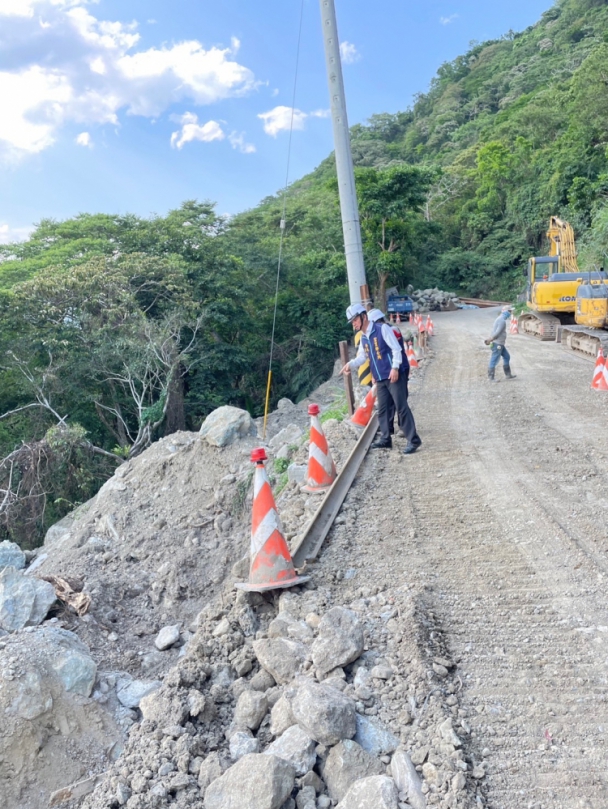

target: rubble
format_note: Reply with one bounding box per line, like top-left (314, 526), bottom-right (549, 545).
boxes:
top-left (0, 565), bottom-right (56, 631)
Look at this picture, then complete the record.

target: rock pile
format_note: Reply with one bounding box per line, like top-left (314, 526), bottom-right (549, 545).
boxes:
top-left (79, 573), bottom-right (477, 809)
top-left (406, 287), bottom-right (460, 313)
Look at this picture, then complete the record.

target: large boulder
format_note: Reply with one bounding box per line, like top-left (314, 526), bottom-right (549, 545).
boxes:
top-left (311, 607), bottom-right (364, 676)
top-left (264, 724), bottom-right (316, 775)
top-left (0, 566), bottom-right (56, 632)
top-left (204, 753), bottom-right (295, 809)
top-left (322, 740), bottom-right (384, 803)
top-left (269, 424), bottom-right (303, 451)
top-left (199, 406), bottom-right (256, 448)
top-left (253, 637), bottom-right (308, 685)
top-left (336, 775), bottom-right (399, 809)
top-left (0, 541), bottom-right (25, 570)
top-left (0, 626), bottom-right (119, 809)
top-left (290, 680), bottom-right (356, 746)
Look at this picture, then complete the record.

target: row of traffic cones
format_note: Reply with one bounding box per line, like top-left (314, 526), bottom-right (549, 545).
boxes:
top-left (237, 403), bottom-right (339, 592)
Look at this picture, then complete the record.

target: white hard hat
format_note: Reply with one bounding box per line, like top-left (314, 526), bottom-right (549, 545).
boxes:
top-left (345, 303), bottom-right (366, 322)
top-left (368, 308), bottom-right (386, 322)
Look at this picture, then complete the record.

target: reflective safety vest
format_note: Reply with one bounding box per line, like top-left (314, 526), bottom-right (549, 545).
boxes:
top-left (354, 330), bottom-right (372, 386)
top-left (361, 322), bottom-right (408, 381)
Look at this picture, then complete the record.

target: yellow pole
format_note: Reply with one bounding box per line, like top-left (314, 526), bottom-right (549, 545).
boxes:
top-left (263, 370), bottom-right (273, 439)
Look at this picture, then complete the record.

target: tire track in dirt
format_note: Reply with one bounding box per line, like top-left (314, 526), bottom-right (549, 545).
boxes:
top-left (334, 309), bottom-right (608, 809)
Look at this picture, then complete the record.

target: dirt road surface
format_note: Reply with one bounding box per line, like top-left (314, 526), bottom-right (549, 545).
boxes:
top-left (323, 307), bottom-right (608, 809)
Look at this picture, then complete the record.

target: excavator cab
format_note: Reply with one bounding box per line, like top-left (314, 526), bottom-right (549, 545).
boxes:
top-left (575, 279), bottom-right (608, 329)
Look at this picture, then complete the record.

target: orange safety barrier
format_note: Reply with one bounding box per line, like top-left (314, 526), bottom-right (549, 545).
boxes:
top-left (591, 349), bottom-right (608, 391)
top-left (351, 385), bottom-right (376, 428)
top-left (235, 448), bottom-right (310, 592)
top-left (302, 404), bottom-right (337, 492)
top-left (406, 342), bottom-right (419, 369)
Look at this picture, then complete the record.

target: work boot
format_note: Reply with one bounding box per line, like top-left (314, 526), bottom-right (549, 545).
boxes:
top-left (504, 365), bottom-right (516, 380)
top-left (371, 439), bottom-right (392, 449)
top-left (487, 368), bottom-right (497, 382)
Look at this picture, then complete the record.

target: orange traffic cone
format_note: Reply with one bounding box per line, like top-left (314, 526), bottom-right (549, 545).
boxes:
top-left (236, 448), bottom-right (310, 592)
top-left (425, 315), bottom-right (434, 336)
top-left (509, 316), bottom-right (518, 335)
top-left (351, 385), bottom-right (376, 428)
top-left (591, 349), bottom-right (608, 390)
top-left (406, 342), bottom-right (419, 369)
top-left (396, 313), bottom-right (401, 324)
top-left (302, 404), bottom-right (337, 492)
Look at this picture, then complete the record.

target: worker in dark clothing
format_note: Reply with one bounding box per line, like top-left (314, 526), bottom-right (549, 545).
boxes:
top-left (341, 305), bottom-right (422, 454)
top-left (485, 307), bottom-right (516, 382)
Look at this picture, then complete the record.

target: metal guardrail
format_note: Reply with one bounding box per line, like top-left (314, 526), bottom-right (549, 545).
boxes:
top-left (292, 413), bottom-right (378, 568)
top-left (458, 297), bottom-right (511, 308)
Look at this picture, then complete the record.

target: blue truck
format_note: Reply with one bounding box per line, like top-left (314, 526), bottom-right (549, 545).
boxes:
top-left (386, 293), bottom-right (415, 318)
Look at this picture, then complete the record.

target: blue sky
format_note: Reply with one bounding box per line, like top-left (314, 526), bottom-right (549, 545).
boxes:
top-left (0, 0), bottom-right (554, 242)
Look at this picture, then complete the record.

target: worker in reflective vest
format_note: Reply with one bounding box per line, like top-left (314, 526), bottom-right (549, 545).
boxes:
top-left (341, 305), bottom-right (422, 454)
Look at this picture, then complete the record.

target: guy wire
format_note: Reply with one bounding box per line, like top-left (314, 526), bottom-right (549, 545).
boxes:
top-left (263, 0), bottom-right (306, 440)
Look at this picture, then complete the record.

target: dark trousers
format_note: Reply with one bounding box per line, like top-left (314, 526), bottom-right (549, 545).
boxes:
top-left (377, 374), bottom-right (421, 447)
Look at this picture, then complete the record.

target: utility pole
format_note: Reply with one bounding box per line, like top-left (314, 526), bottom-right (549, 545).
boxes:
top-left (319, 0), bottom-right (369, 306)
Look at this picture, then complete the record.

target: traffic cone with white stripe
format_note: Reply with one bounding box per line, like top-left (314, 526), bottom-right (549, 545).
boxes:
top-left (426, 315), bottom-right (434, 336)
top-left (351, 385), bottom-right (376, 428)
top-left (591, 349), bottom-right (608, 390)
top-left (235, 448), bottom-right (310, 592)
top-left (396, 313), bottom-right (401, 324)
top-left (509, 316), bottom-right (518, 335)
top-left (406, 342), bottom-right (419, 369)
top-left (302, 404), bottom-right (337, 492)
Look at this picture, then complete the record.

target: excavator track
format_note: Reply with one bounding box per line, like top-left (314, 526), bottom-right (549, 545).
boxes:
top-left (517, 311), bottom-right (561, 341)
top-left (560, 325), bottom-right (608, 360)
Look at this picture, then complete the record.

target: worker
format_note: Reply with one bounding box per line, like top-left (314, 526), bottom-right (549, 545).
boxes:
top-left (341, 305), bottom-right (422, 454)
top-left (484, 307), bottom-right (516, 382)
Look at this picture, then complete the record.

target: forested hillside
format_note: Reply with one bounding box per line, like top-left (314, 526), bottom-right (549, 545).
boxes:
top-left (1, 0), bottom-right (607, 543)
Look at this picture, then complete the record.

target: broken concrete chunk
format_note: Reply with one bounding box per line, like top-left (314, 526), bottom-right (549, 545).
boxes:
top-left (229, 729), bottom-right (260, 761)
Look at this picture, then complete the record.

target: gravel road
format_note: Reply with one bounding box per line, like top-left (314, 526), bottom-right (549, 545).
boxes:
top-left (321, 307), bottom-right (608, 809)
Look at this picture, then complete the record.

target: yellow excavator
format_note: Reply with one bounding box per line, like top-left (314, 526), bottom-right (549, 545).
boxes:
top-left (519, 217), bottom-right (608, 355)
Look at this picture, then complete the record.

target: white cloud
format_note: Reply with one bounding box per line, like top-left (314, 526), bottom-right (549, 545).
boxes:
top-left (228, 131), bottom-right (255, 154)
top-left (75, 130), bottom-right (91, 146)
top-left (340, 41), bottom-right (360, 65)
top-left (170, 113), bottom-right (225, 150)
top-left (310, 109), bottom-right (330, 119)
top-left (0, 0), bottom-right (257, 160)
top-left (258, 106), bottom-right (307, 137)
top-left (440, 14), bottom-right (459, 25)
top-left (0, 222), bottom-right (34, 244)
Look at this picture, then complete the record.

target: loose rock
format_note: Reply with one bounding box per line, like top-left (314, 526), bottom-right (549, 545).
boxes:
top-left (291, 680), bottom-right (357, 746)
top-left (204, 753), bottom-right (295, 809)
top-left (322, 739), bottom-right (384, 803)
top-left (311, 607), bottom-right (364, 676)
top-left (335, 775), bottom-right (399, 809)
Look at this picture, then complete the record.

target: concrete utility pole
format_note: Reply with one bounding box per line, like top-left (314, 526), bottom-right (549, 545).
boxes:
top-left (319, 0), bottom-right (369, 306)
